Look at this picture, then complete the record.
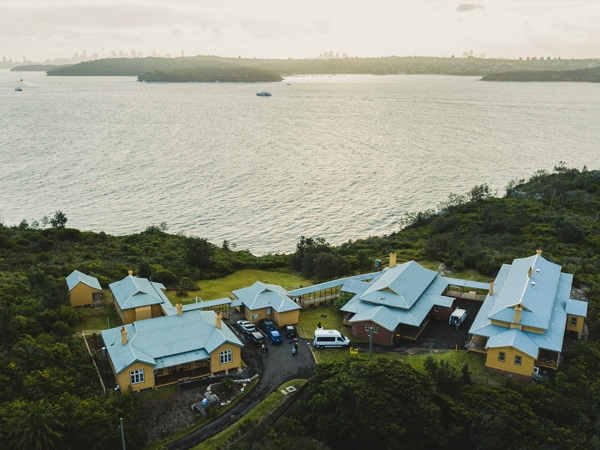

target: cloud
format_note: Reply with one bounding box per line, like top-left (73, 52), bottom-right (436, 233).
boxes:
top-left (456, 4), bottom-right (483, 12)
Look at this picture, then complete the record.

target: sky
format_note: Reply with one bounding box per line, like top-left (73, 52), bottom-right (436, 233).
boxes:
top-left (1, 0), bottom-right (599, 63)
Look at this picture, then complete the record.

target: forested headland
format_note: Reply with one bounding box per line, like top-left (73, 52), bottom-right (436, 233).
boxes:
top-left (12, 54), bottom-right (600, 81)
top-left (2, 164), bottom-right (600, 449)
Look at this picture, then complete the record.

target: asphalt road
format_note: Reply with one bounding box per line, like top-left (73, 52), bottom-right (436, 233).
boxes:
top-left (166, 314), bottom-right (315, 450)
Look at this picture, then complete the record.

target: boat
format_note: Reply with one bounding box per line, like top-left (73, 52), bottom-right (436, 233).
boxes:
top-left (256, 92), bottom-right (271, 97)
top-left (15, 87), bottom-right (22, 92)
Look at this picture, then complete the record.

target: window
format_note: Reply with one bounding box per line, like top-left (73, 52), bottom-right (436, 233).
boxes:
top-left (364, 325), bottom-right (378, 333)
top-left (514, 356), bottom-right (522, 366)
top-left (373, 326), bottom-right (378, 333)
top-left (220, 349), bottom-right (232, 364)
top-left (570, 317), bottom-right (578, 327)
top-left (433, 306), bottom-right (439, 312)
top-left (155, 369), bottom-right (162, 376)
top-left (130, 368), bottom-right (144, 384)
top-left (182, 364), bottom-right (190, 370)
top-left (498, 352), bottom-right (506, 362)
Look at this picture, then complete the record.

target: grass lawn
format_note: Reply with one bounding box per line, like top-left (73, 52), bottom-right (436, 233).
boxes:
top-left (75, 296), bottom-right (120, 332)
top-left (165, 269), bottom-right (312, 304)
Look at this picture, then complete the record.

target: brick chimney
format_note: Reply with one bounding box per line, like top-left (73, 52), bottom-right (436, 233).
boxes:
top-left (489, 280), bottom-right (494, 296)
top-left (389, 251), bottom-right (397, 268)
top-left (215, 311), bottom-right (222, 329)
top-left (177, 302), bottom-right (183, 317)
top-left (121, 326), bottom-right (128, 345)
top-left (536, 247), bottom-right (543, 256)
top-left (514, 304), bottom-right (523, 323)
top-left (128, 269), bottom-right (133, 276)
top-left (528, 267), bottom-right (532, 278)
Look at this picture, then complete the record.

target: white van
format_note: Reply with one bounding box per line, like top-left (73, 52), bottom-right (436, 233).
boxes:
top-left (313, 329), bottom-right (350, 349)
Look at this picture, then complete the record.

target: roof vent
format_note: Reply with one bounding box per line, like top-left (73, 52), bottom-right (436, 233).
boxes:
top-left (530, 281), bottom-right (536, 287)
top-left (535, 269), bottom-right (540, 275)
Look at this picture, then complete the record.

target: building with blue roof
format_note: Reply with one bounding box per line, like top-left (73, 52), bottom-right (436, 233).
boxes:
top-left (66, 270), bottom-right (102, 307)
top-left (109, 271), bottom-right (177, 324)
top-left (232, 281), bottom-right (301, 327)
top-left (340, 255), bottom-right (487, 346)
top-left (101, 305), bottom-right (243, 391)
top-left (467, 249), bottom-right (588, 380)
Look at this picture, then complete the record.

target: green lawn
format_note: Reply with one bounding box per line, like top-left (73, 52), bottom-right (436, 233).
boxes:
top-left (165, 269), bottom-right (312, 304)
top-left (75, 297), bottom-right (120, 332)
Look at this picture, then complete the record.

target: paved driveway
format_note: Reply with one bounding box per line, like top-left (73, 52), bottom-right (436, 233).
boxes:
top-left (167, 313), bottom-right (315, 450)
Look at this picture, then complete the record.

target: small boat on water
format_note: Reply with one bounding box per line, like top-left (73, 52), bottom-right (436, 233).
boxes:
top-left (256, 91), bottom-right (271, 97)
top-left (15, 87), bottom-right (22, 92)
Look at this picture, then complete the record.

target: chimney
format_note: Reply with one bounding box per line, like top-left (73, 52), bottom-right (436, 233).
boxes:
top-left (128, 269), bottom-right (133, 276)
top-left (389, 251), bottom-right (397, 268)
top-left (176, 302), bottom-right (183, 317)
top-left (536, 247), bottom-right (543, 256)
top-left (528, 267), bottom-right (532, 278)
top-left (489, 280), bottom-right (494, 296)
top-left (514, 304), bottom-right (522, 323)
top-left (121, 326), bottom-right (128, 345)
top-left (215, 311), bottom-right (222, 329)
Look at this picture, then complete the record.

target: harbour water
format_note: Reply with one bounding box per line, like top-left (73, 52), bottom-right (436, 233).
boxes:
top-left (2, 70), bottom-right (600, 255)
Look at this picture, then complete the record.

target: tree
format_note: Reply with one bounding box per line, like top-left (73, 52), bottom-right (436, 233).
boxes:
top-left (184, 237), bottom-right (214, 270)
top-left (4, 399), bottom-right (66, 450)
top-left (49, 211), bottom-right (67, 229)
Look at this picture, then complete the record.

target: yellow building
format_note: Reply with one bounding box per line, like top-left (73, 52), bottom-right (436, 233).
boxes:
top-left (109, 272), bottom-right (177, 324)
top-left (66, 270), bottom-right (102, 307)
top-left (101, 309), bottom-right (243, 392)
top-left (232, 281), bottom-right (301, 327)
top-left (468, 250), bottom-right (588, 380)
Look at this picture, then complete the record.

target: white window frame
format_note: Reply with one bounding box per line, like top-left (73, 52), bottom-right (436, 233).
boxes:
top-left (570, 317), bottom-right (578, 327)
top-left (130, 368), bottom-right (144, 384)
top-left (220, 349), bottom-right (232, 364)
top-left (514, 355), bottom-right (522, 366)
top-left (498, 352), bottom-right (506, 362)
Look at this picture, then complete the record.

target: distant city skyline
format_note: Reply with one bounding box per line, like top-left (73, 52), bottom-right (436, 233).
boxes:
top-left (1, 0), bottom-right (599, 64)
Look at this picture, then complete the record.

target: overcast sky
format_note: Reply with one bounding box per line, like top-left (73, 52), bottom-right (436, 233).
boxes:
top-left (1, 0), bottom-right (599, 63)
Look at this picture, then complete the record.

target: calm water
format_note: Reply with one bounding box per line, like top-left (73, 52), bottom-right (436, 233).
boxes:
top-left (2, 70), bottom-right (600, 255)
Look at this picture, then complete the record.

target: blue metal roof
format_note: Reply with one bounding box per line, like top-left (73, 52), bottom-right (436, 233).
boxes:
top-left (66, 270), bottom-right (101, 291)
top-left (287, 271), bottom-right (382, 297)
top-left (566, 299), bottom-right (588, 317)
top-left (101, 310), bottom-right (243, 374)
top-left (360, 261), bottom-right (438, 310)
top-left (109, 275), bottom-right (175, 313)
top-left (342, 262), bottom-right (453, 331)
top-left (232, 281), bottom-right (301, 313)
top-left (182, 297), bottom-right (231, 312)
top-left (469, 253), bottom-right (586, 357)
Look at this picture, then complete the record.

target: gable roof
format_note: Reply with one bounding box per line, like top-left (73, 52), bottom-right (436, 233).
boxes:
top-left (341, 261), bottom-right (452, 331)
top-left (469, 253), bottom-right (586, 357)
top-left (66, 270), bottom-right (102, 291)
top-left (100, 310), bottom-right (243, 374)
top-left (488, 254), bottom-right (561, 330)
top-left (109, 275), bottom-right (175, 314)
top-left (232, 281), bottom-right (301, 313)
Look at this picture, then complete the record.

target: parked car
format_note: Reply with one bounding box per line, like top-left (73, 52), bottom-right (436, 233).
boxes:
top-left (248, 331), bottom-right (265, 347)
top-left (284, 325), bottom-right (297, 340)
top-left (236, 320), bottom-right (256, 335)
top-left (258, 319), bottom-right (276, 335)
top-left (267, 329), bottom-right (283, 345)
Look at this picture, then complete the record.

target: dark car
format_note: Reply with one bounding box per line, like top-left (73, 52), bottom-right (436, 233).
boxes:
top-left (258, 319), bottom-right (276, 335)
top-left (248, 331), bottom-right (265, 347)
top-left (267, 329), bottom-right (283, 345)
top-left (284, 325), bottom-right (297, 340)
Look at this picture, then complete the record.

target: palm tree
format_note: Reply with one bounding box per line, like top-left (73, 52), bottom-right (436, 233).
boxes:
top-left (4, 399), bottom-right (66, 450)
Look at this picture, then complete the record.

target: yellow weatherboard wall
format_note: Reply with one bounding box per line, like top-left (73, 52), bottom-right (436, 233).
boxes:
top-left (69, 283), bottom-right (99, 307)
top-left (486, 347), bottom-right (535, 377)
